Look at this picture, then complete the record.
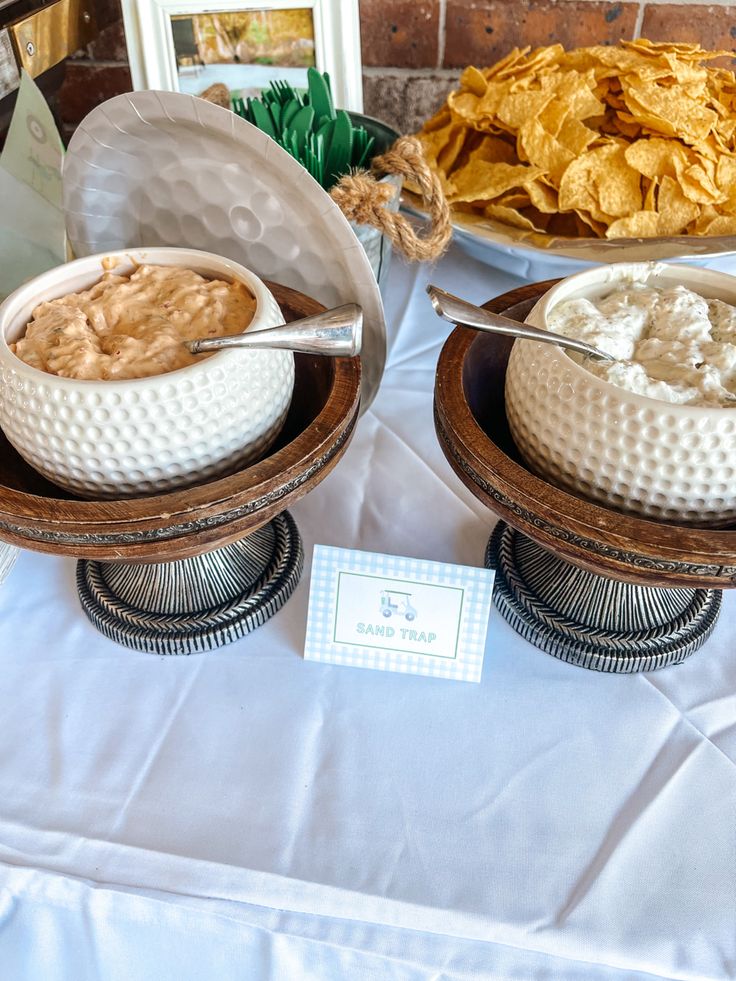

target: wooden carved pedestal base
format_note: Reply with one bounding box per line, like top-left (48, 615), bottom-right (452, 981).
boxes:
top-left (0, 283), bottom-right (361, 655)
top-left (434, 282), bottom-right (736, 673)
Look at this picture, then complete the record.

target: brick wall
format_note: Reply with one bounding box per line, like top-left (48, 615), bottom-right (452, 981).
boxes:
top-left (58, 0), bottom-right (132, 143)
top-left (361, 0), bottom-right (736, 132)
top-left (58, 0), bottom-right (736, 141)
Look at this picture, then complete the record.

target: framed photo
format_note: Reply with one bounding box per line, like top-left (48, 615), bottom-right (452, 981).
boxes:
top-left (121, 0), bottom-right (363, 111)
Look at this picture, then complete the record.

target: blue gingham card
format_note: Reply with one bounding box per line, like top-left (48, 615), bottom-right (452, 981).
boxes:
top-left (304, 546), bottom-right (495, 682)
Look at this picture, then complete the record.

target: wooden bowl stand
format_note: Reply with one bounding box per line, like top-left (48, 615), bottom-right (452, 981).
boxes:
top-left (0, 284), bottom-right (361, 654)
top-left (435, 283), bottom-right (736, 672)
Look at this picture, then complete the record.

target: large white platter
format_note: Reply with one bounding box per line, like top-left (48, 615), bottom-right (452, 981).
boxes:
top-left (403, 190), bottom-right (736, 279)
top-left (63, 90), bottom-right (386, 409)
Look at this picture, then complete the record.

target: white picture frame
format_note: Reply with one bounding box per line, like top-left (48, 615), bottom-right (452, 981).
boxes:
top-left (121, 0), bottom-right (363, 112)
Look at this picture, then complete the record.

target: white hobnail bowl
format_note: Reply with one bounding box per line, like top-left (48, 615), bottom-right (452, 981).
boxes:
top-left (505, 262), bottom-right (736, 525)
top-left (0, 247), bottom-right (294, 498)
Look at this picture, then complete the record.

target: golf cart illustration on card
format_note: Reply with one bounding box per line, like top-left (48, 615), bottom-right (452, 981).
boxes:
top-left (379, 589), bottom-right (417, 621)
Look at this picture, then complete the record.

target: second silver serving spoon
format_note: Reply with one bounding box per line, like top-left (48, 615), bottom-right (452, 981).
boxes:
top-left (426, 284), bottom-right (615, 362)
top-left (186, 303), bottom-right (363, 357)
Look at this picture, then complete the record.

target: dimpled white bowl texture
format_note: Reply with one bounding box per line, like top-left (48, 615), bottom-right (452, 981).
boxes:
top-left (63, 91), bottom-right (386, 413)
top-left (0, 248), bottom-right (294, 499)
top-left (505, 262), bottom-right (736, 525)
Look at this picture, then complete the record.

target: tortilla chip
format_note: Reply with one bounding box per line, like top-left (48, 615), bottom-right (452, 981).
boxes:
top-left (656, 176), bottom-right (700, 233)
top-left (484, 203), bottom-right (544, 231)
top-left (559, 142), bottom-right (642, 220)
top-left (605, 211), bottom-right (660, 237)
top-left (447, 161), bottom-right (544, 203)
top-left (413, 38), bottom-right (736, 239)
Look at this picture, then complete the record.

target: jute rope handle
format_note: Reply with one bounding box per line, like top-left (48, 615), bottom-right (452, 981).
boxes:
top-left (330, 136), bottom-right (453, 262)
top-left (199, 86), bottom-right (452, 261)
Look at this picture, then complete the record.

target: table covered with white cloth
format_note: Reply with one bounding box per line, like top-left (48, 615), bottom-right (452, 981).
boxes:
top-left (0, 244), bottom-right (733, 981)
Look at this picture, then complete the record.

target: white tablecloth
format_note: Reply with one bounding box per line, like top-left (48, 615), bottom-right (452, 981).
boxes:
top-left (0, 245), bottom-right (734, 981)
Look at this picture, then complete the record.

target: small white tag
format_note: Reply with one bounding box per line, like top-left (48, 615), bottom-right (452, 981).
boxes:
top-left (304, 546), bottom-right (494, 682)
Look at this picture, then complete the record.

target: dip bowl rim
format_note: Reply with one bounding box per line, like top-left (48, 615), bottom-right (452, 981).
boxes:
top-left (0, 245), bottom-right (277, 388)
top-left (521, 259), bottom-right (736, 417)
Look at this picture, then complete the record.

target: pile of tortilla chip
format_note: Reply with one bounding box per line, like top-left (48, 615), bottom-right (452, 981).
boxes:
top-left (415, 39), bottom-right (736, 238)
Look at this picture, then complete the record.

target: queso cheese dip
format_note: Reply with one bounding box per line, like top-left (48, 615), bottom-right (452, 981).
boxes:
top-left (548, 283), bottom-right (736, 407)
top-left (11, 264), bottom-right (256, 381)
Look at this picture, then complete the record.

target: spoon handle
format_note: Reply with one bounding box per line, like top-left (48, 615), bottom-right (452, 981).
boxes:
top-left (187, 303), bottom-right (363, 357)
top-left (426, 284), bottom-right (615, 362)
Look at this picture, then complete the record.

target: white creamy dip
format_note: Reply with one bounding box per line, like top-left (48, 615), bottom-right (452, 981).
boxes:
top-left (11, 264), bottom-right (256, 381)
top-left (548, 283), bottom-right (736, 406)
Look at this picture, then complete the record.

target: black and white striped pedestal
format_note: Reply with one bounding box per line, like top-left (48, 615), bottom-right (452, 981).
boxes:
top-left (485, 522), bottom-right (721, 672)
top-left (77, 512), bottom-right (303, 654)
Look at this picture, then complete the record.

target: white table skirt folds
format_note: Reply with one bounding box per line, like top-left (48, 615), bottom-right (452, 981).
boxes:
top-left (0, 245), bottom-right (733, 981)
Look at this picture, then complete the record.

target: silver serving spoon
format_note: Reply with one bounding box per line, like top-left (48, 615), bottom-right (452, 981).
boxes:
top-left (186, 303), bottom-right (362, 357)
top-left (426, 284), bottom-right (615, 362)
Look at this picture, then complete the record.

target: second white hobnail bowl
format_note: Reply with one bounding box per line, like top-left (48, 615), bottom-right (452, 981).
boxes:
top-left (0, 247), bottom-right (294, 498)
top-left (505, 262), bottom-right (736, 525)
